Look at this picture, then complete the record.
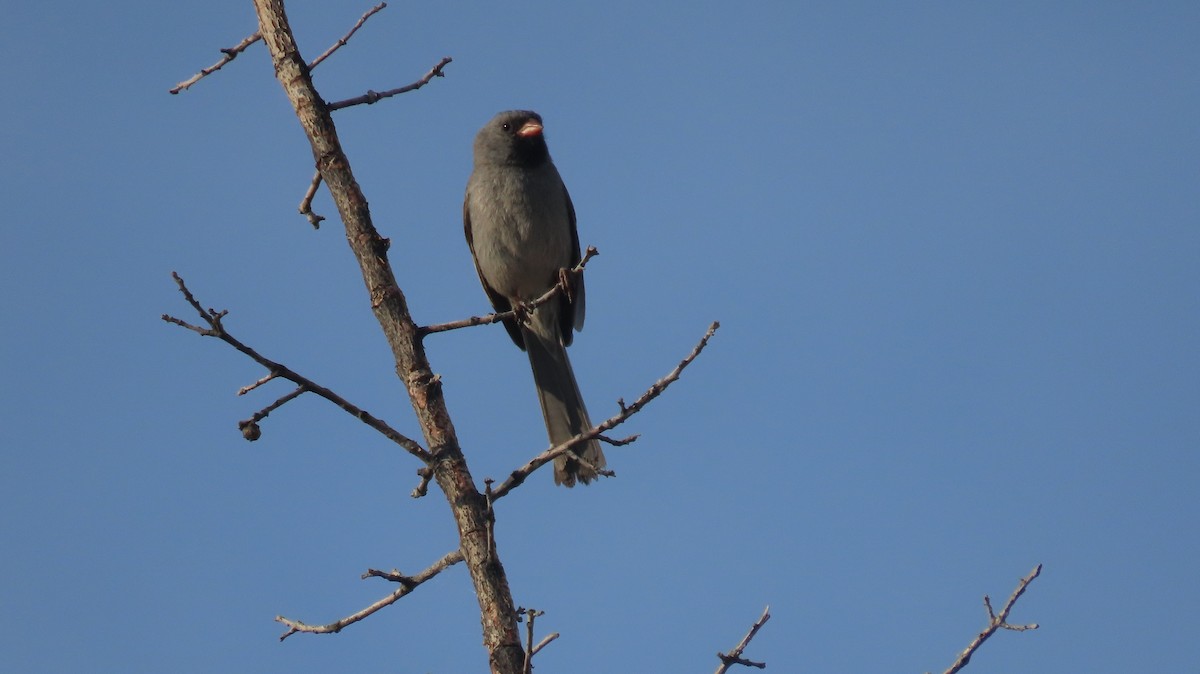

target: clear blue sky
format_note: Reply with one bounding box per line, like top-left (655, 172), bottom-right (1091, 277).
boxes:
top-left (3, 2), bottom-right (1197, 672)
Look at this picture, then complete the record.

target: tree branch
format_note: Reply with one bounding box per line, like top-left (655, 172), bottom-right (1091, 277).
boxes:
top-left (714, 605), bottom-right (771, 673)
top-left (248, 2), bottom-right (523, 671)
top-left (162, 272), bottom-right (431, 462)
top-left (277, 549), bottom-right (464, 640)
top-left (308, 3), bottom-right (388, 70)
top-left (326, 56), bottom-right (453, 111)
top-left (169, 32), bottom-right (262, 94)
top-left (489, 321), bottom-right (720, 500)
top-left (940, 564), bottom-right (1042, 674)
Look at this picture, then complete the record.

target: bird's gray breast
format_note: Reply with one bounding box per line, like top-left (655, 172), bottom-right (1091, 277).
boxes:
top-left (468, 163), bottom-right (572, 301)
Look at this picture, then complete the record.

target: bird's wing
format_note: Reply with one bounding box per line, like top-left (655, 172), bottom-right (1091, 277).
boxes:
top-left (464, 190), bottom-right (525, 349)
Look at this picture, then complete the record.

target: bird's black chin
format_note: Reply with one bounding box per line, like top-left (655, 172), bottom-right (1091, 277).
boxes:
top-left (511, 136), bottom-right (550, 167)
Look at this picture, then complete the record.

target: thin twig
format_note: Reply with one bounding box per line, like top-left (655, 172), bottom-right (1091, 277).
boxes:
top-left (308, 3), bottom-right (388, 70)
top-left (170, 32), bottom-right (262, 94)
top-left (326, 56), bottom-right (453, 111)
top-left (277, 550), bottom-right (464, 640)
top-left (715, 606), bottom-right (771, 673)
top-left (940, 564), bottom-right (1042, 674)
top-left (490, 320), bottom-right (720, 500)
top-left (238, 372), bottom-right (278, 396)
top-left (421, 246), bottom-right (600, 336)
top-left (238, 385), bottom-right (305, 440)
top-left (162, 272), bottom-right (431, 462)
top-left (299, 171), bottom-right (325, 228)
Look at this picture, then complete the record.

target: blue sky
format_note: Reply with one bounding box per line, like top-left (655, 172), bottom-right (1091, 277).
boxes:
top-left (3, 2), bottom-right (1197, 672)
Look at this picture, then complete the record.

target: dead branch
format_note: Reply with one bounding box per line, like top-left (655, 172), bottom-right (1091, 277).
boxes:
top-left (939, 564), bottom-right (1042, 674)
top-left (489, 321), bottom-right (720, 500)
top-left (170, 32), bottom-right (262, 94)
top-left (326, 56), bottom-right (453, 111)
top-left (162, 272), bottom-right (431, 462)
top-left (715, 606), bottom-right (771, 673)
top-left (277, 549), bottom-right (464, 640)
top-left (420, 246), bottom-right (600, 337)
top-left (308, 3), bottom-right (388, 70)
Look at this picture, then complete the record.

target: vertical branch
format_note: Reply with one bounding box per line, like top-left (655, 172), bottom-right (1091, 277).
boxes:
top-left (248, 2), bottom-right (523, 672)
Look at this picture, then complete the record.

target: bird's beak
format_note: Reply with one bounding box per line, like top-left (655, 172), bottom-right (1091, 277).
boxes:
top-left (517, 121), bottom-right (543, 138)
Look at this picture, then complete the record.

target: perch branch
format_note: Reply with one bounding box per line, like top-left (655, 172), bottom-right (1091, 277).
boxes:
top-left (308, 3), bottom-right (388, 70)
top-left (278, 549), bottom-right (464, 640)
top-left (940, 564), bottom-right (1042, 674)
top-left (169, 32), bottom-right (262, 94)
top-left (162, 272), bottom-right (431, 463)
top-left (421, 246), bottom-right (600, 336)
top-left (489, 320), bottom-right (720, 500)
top-left (715, 605), bottom-right (771, 673)
top-left (326, 56), bottom-right (453, 111)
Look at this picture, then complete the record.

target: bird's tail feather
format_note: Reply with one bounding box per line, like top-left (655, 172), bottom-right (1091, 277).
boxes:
top-left (522, 314), bottom-right (605, 487)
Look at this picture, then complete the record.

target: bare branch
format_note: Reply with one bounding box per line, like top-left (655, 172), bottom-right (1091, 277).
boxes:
top-left (299, 171), bottom-right (326, 228)
top-left (517, 608), bottom-right (558, 674)
top-left (531, 633), bottom-right (559, 657)
top-left (278, 549), bottom-right (464, 640)
top-left (421, 246), bottom-right (601, 337)
top-left (714, 606), bottom-right (771, 673)
top-left (170, 32), bottom-right (262, 94)
top-left (308, 3), bottom-right (388, 70)
top-left (490, 320), bottom-right (720, 500)
top-left (162, 272), bottom-right (431, 463)
top-left (940, 564), bottom-right (1042, 674)
top-left (326, 56), bottom-right (453, 111)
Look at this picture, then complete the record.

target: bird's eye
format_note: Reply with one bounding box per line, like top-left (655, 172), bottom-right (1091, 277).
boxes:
top-left (501, 123), bottom-right (511, 131)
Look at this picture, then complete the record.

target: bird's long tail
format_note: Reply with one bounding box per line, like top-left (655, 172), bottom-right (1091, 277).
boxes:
top-left (522, 310), bottom-right (606, 486)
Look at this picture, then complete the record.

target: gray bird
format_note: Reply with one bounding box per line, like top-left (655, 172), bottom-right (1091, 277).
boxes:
top-left (464, 110), bottom-right (606, 487)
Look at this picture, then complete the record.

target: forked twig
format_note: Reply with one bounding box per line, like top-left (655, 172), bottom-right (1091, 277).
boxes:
top-left (518, 607), bottom-right (559, 674)
top-left (162, 272), bottom-right (430, 462)
top-left (277, 549), bottom-right (464, 640)
top-left (715, 606), bottom-right (771, 673)
top-left (940, 564), bottom-right (1042, 674)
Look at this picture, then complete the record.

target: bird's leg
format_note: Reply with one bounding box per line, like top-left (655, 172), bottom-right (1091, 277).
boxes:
top-left (557, 267), bottom-right (575, 304)
top-left (512, 300), bottom-right (533, 326)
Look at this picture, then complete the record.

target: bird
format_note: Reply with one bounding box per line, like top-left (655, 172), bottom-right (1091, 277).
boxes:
top-left (463, 110), bottom-right (606, 486)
